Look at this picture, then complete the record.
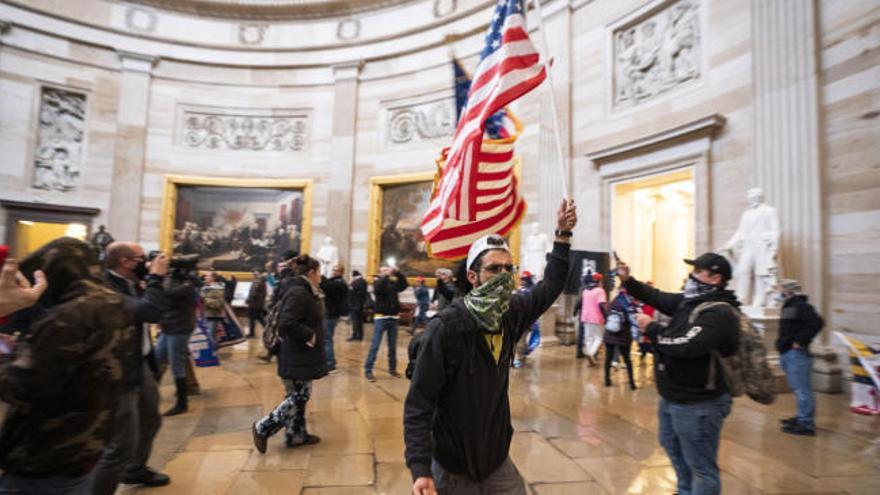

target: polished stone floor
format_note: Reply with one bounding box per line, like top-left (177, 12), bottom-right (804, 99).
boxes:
top-left (126, 322), bottom-right (880, 494)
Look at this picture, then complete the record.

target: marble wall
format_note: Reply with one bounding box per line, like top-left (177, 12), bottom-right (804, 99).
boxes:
top-left (818, 0), bottom-right (880, 337)
top-left (0, 0), bottom-right (878, 339)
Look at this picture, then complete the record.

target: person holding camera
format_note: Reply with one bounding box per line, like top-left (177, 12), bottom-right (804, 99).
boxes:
top-left (156, 269), bottom-right (198, 417)
top-left (93, 242), bottom-right (171, 492)
top-left (617, 254), bottom-right (740, 495)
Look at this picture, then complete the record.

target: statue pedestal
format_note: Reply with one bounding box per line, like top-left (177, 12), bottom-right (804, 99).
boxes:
top-left (809, 345), bottom-right (844, 394)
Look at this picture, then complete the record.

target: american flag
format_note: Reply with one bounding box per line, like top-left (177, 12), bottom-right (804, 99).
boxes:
top-left (421, 0), bottom-right (545, 258)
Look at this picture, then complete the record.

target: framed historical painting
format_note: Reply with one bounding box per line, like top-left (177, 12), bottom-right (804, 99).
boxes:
top-left (160, 176), bottom-right (313, 280)
top-left (366, 171), bottom-right (521, 286)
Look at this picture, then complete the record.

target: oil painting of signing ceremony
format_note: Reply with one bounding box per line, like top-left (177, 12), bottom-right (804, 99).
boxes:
top-left (0, 1), bottom-right (878, 494)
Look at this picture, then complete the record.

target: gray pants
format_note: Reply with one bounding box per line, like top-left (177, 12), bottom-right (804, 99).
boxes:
top-left (432, 457), bottom-right (526, 495)
top-left (92, 363), bottom-right (162, 495)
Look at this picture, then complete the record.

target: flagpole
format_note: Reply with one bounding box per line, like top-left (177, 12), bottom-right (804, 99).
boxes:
top-left (531, 0), bottom-right (570, 200)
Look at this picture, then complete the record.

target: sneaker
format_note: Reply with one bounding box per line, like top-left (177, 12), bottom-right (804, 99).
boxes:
top-left (252, 422), bottom-right (268, 454)
top-left (365, 372), bottom-right (377, 382)
top-left (576, 352), bottom-right (586, 359)
top-left (389, 371), bottom-right (401, 378)
top-left (512, 359), bottom-right (523, 369)
top-left (327, 368), bottom-right (340, 375)
top-left (781, 423), bottom-right (816, 436)
top-left (121, 468), bottom-right (170, 487)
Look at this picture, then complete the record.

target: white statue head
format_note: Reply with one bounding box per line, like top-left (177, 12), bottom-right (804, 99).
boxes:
top-left (747, 188), bottom-right (764, 208)
top-left (323, 236), bottom-right (333, 246)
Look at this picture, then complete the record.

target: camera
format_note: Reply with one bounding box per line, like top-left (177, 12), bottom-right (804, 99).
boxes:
top-left (148, 251), bottom-right (200, 280)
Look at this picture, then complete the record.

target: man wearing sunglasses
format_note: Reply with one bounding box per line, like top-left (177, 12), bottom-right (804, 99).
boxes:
top-left (405, 199), bottom-right (577, 495)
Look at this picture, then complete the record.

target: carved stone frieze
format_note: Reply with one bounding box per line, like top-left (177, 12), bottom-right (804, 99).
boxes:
top-left (32, 87), bottom-right (86, 192)
top-left (386, 98), bottom-right (455, 145)
top-left (613, 0), bottom-right (701, 108)
top-left (182, 110), bottom-right (308, 151)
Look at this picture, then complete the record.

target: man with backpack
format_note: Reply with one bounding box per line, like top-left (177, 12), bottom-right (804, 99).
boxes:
top-left (776, 279), bottom-right (824, 436)
top-left (618, 253), bottom-right (740, 495)
top-left (404, 199), bottom-right (577, 495)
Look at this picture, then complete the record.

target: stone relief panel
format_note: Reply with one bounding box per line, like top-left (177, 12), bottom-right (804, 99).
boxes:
top-left (125, 6), bottom-right (158, 33)
top-left (32, 86), bottom-right (87, 192)
top-left (613, 0), bottom-right (701, 108)
top-left (386, 98), bottom-right (455, 145)
top-left (181, 110), bottom-right (309, 151)
top-left (239, 23), bottom-right (268, 45)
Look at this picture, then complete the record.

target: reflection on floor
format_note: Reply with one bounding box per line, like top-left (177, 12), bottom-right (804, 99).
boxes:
top-left (127, 322), bottom-right (880, 494)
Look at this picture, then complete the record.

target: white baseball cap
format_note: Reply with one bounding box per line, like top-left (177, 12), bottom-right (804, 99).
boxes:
top-left (466, 234), bottom-right (510, 271)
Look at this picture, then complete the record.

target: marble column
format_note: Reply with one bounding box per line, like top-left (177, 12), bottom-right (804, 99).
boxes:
top-left (752, 0), bottom-right (824, 312)
top-left (329, 61), bottom-right (362, 268)
top-left (109, 51), bottom-right (155, 242)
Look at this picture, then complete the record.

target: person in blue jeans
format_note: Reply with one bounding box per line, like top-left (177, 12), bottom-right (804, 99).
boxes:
top-left (775, 279), bottom-right (824, 436)
top-left (412, 277), bottom-right (430, 333)
top-left (619, 253), bottom-right (741, 495)
top-left (365, 266), bottom-right (408, 382)
top-left (156, 273), bottom-right (198, 416)
top-left (320, 264), bottom-right (349, 373)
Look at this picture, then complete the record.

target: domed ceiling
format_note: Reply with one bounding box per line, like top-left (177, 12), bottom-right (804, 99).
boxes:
top-left (124, 0), bottom-right (418, 20)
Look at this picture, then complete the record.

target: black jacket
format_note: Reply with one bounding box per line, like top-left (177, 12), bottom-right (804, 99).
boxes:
top-left (624, 277), bottom-right (740, 404)
top-left (349, 277), bottom-right (368, 312)
top-left (159, 279), bottom-right (197, 336)
top-left (373, 272), bottom-right (408, 316)
top-left (105, 271), bottom-right (166, 389)
top-left (404, 242), bottom-right (569, 482)
top-left (776, 295), bottom-right (824, 354)
top-left (320, 276), bottom-right (350, 319)
top-left (277, 277), bottom-right (328, 382)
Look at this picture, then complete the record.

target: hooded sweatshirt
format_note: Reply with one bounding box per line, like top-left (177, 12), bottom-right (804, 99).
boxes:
top-left (404, 242), bottom-right (569, 482)
top-left (623, 277), bottom-right (740, 404)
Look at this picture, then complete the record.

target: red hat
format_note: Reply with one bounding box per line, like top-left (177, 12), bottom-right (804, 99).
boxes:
top-left (520, 271), bottom-right (533, 278)
top-left (592, 273), bottom-right (604, 281)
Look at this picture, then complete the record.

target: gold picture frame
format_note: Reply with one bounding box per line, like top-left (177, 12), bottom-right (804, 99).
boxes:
top-left (366, 166), bottom-right (521, 287)
top-left (160, 175), bottom-right (313, 280)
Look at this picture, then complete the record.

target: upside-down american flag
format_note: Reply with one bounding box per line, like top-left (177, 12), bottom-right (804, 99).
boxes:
top-left (421, 0), bottom-right (546, 259)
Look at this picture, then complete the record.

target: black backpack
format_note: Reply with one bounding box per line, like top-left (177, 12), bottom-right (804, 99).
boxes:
top-left (405, 310), bottom-right (466, 381)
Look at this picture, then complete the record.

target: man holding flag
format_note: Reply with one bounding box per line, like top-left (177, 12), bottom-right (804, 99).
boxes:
top-left (405, 2), bottom-right (572, 492)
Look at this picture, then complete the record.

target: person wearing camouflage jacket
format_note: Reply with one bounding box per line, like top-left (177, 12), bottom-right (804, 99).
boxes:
top-left (0, 238), bottom-right (135, 494)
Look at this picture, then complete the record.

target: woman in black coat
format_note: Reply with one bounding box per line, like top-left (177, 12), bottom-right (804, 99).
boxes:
top-left (252, 255), bottom-right (327, 452)
top-left (603, 288), bottom-right (637, 390)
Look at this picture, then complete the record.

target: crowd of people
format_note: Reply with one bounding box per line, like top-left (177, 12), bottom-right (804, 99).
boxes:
top-left (0, 195), bottom-right (826, 495)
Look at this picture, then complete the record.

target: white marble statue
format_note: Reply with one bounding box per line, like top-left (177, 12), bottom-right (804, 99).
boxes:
top-left (316, 236), bottom-right (339, 279)
top-left (720, 188), bottom-right (780, 308)
top-left (522, 222), bottom-right (550, 281)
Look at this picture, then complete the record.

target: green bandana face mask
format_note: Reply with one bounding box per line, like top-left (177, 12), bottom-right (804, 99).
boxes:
top-left (464, 271), bottom-right (516, 334)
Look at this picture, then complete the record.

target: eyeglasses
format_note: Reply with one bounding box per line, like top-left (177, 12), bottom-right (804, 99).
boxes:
top-left (481, 263), bottom-right (517, 275)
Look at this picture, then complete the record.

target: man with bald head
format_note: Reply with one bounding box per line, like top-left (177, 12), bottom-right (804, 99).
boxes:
top-left (92, 242), bottom-right (172, 492)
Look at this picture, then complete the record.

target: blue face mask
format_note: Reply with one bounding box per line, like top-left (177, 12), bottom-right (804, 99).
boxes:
top-left (775, 292), bottom-right (787, 302)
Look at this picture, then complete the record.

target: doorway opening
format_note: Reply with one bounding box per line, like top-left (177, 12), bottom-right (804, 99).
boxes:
top-left (13, 220), bottom-right (88, 258)
top-left (2, 200), bottom-right (98, 259)
top-left (611, 167), bottom-right (695, 292)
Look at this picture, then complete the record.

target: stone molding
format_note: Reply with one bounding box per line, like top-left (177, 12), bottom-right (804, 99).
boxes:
top-left (385, 97), bottom-right (456, 145)
top-left (117, 50), bottom-right (158, 73)
top-left (586, 113), bottom-right (724, 165)
top-left (609, 0), bottom-right (701, 110)
top-left (332, 60), bottom-right (364, 81)
top-left (180, 107), bottom-right (310, 152)
top-left (433, 0), bottom-right (458, 18)
top-left (32, 85), bottom-right (87, 193)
